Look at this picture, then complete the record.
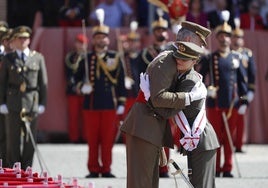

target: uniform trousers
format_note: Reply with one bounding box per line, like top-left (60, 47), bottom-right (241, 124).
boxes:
top-left (126, 134), bottom-right (160, 188)
top-left (207, 108), bottom-right (238, 173)
top-left (83, 110), bottom-right (117, 174)
top-left (188, 149), bottom-right (217, 188)
top-left (0, 114), bottom-right (6, 166)
top-left (235, 114), bottom-right (245, 150)
top-left (6, 111), bottom-right (37, 170)
top-left (67, 95), bottom-right (85, 142)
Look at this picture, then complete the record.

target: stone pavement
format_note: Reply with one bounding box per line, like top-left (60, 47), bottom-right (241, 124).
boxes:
top-left (32, 144), bottom-right (268, 188)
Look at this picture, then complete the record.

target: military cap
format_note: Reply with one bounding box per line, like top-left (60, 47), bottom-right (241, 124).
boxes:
top-left (92, 8), bottom-right (109, 36)
top-left (0, 21), bottom-right (8, 32)
top-left (181, 21), bottom-right (211, 46)
top-left (11, 26), bottom-right (32, 39)
top-left (127, 21), bottom-right (140, 40)
top-left (151, 8), bottom-right (168, 30)
top-left (173, 41), bottom-right (204, 60)
top-left (76, 33), bottom-right (89, 44)
top-left (0, 29), bottom-right (13, 42)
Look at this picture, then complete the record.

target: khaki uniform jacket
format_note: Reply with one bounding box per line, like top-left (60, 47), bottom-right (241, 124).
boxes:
top-left (0, 50), bottom-right (48, 113)
top-left (121, 50), bottom-right (187, 148)
top-left (155, 68), bottom-right (220, 152)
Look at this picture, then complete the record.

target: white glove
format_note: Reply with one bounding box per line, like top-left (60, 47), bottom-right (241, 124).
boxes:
top-left (116, 105), bottom-right (125, 115)
top-left (238, 104), bottom-right (247, 115)
top-left (38, 105), bottom-right (45, 114)
top-left (247, 91), bottom-right (254, 103)
top-left (188, 81), bottom-right (207, 102)
top-left (81, 83), bottom-right (93, 94)
top-left (139, 73), bottom-right (150, 101)
top-left (207, 85), bottom-right (217, 98)
top-left (0, 104), bottom-right (8, 114)
top-left (125, 76), bottom-right (134, 90)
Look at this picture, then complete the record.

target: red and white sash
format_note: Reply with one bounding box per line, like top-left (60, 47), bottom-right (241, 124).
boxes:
top-left (174, 101), bottom-right (206, 151)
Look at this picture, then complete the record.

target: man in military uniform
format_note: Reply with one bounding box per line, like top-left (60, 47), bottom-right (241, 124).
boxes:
top-left (0, 26), bottom-right (48, 170)
top-left (64, 33), bottom-right (88, 143)
top-left (121, 21), bottom-right (211, 188)
top-left (0, 21), bottom-right (9, 167)
top-left (199, 20), bottom-right (248, 177)
top-left (75, 9), bottom-right (126, 178)
top-left (231, 21), bottom-right (256, 153)
top-left (140, 9), bottom-right (172, 177)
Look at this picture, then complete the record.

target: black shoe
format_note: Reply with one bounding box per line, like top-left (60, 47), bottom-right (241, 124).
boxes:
top-left (223, 172), bottom-right (234, 178)
top-left (102, 172), bottom-right (116, 178)
top-left (85, 172), bottom-right (99, 178)
top-left (159, 172), bottom-right (169, 178)
top-left (235, 148), bottom-right (245, 153)
top-left (216, 172), bottom-right (221, 177)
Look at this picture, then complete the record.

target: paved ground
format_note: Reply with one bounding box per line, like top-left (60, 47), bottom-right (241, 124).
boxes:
top-left (32, 144), bottom-right (268, 188)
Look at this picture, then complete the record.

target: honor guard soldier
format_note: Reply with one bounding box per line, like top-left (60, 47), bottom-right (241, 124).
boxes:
top-left (141, 8), bottom-right (170, 67)
top-left (75, 9), bottom-right (126, 178)
top-left (199, 11), bottom-right (248, 177)
top-left (122, 21), bottom-right (144, 120)
top-left (64, 33), bottom-right (88, 143)
top-left (231, 18), bottom-right (256, 153)
top-left (117, 21), bottom-right (144, 143)
top-left (0, 26), bottom-right (48, 170)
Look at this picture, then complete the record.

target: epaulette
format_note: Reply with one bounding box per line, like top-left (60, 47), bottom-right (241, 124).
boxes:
top-left (243, 47), bottom-right (253, 57)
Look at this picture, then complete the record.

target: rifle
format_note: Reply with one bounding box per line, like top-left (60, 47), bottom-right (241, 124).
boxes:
top-left (222, 111), bottom-right (242, 178)
top-left (115, 28), bottom-right (134, 89)
top-left (81, 19), bottom-right (90, 84)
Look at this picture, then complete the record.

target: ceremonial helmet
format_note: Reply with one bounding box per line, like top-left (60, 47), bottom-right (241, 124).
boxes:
top-left (92, 8), bottom-right (109, 36)
top-left (215, 10), bottom-right (232, 35)
top-left (127, 21), bottom-right (140, 41)
top-left (232, 17), bottom-right (244, 37)
top-left (151, 8), bottom-right (168, 30)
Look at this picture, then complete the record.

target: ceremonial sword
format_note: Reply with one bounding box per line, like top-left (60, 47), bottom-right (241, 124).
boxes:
top-left (168, 159), bottom-right (194, 188)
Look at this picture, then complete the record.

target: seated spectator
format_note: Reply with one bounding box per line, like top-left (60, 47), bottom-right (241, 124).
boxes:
top-left (240, 0), bottom-right (265, 31)
top-left (89, 0), bottom-right (133, 28)
top-left (186, 0), bottom-right (208, 27)
top-left (58, 0), bottom-right (87, 27)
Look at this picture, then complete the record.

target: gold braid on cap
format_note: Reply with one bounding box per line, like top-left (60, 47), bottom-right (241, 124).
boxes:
top-left (195, 31), bottom-right (205, 44)
top-left (177, 44), bottom-right (198, 59)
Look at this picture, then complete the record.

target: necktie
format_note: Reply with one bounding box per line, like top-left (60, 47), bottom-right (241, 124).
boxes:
top-left (21, 52), bottom-right (25, 63)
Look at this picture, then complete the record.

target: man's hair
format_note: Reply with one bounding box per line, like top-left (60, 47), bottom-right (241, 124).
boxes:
top-left (176, 28), bottom-right (203, 46)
